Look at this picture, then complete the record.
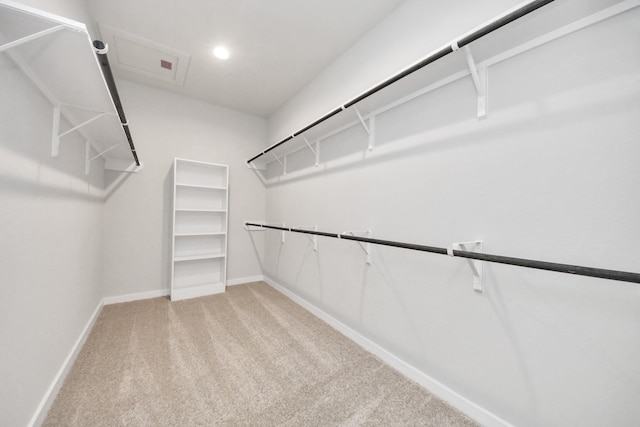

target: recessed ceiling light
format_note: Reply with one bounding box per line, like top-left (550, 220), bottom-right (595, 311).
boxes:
top-left (213, 46), bottom-right (230, 60)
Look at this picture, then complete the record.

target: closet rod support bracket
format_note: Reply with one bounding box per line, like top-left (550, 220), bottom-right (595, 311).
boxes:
top-left (462, 46), bottom-right (488, 119)
top-left (342, 230), bottom-right (372, 265)
top-left (302, 137), bottom-right (320, 167)
top-left (246, 161), bottom-right (267, 171)
top-left (451, 240), bottom-right (484, 292)
top-left (244, 221), bottom-right (266, 231)
top-left (51, 105), bottom-right (111, 158)
top-left (353, 107), bottom-right (370, 135)
top-left (0, 25), bottom-right (66, 53)
top-left (354, 107), bottom-right (376, 151)
top-left (296, 225), bottom-right (318, 251)
top-left (368, 115), bottom-right (376, 151)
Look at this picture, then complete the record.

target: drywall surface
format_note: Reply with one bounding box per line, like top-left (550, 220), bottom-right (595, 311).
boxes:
top-left (0, 44), bottom-right (105, 426)
top-left (102, 80), bottom-right (266, 297)
top-left (262, 2), bottom-right (640, 426)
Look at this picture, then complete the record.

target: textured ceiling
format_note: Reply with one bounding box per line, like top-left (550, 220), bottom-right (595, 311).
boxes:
top-left (85, 0), bottom-right (405, 117)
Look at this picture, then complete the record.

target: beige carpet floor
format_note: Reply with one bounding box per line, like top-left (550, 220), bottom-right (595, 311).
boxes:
top-left (44, 282), bottom-right (478, 426)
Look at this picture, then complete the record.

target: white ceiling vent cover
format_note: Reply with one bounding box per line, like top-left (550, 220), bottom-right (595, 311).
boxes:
top-left (98, 24), bottom-right (190, 86)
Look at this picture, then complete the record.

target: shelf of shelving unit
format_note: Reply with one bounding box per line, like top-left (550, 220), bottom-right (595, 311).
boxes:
top-left (171, 158), bottom-right (229, 301)
top-left (176, 183), bottom-right (227, 190)
top-left (174, 253), bottom-right (226, 262)
top-left (0, 0), bottom-right (142, 174)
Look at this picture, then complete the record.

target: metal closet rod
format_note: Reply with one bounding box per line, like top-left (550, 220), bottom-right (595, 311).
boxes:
top-left (245, 222), bottom-right (640, 285)
top-left (93, 40), bottom-right (140, 166)
top-left (247, 0), bottom-right (555, 164)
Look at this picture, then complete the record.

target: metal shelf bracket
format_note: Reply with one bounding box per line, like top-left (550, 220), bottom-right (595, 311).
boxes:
top-left (450, 240), bottom-right (484, 292)
top-left (368, 115), bottom-right (376, 151)
top-left (272, 152), bottom-right (286, 175)
top-left (51, 104), bottom-right (111, 157)
top-left (354, 107), bottom-right (376, 151)
top-left (246, 160), bottom-right (267, 171)
top-left (354, 107), bottom-right (370, 134)
top-left (85, 140), bottom-right (121, 175)
top-left (296, 225), bottom-right (318, 251)
top-left (0, 24), bottom-right (66, 53)
top-left (462, 46), bottom-right (488, 119)
top-left (302, 136), bottom-right (320, 167)
top-left (341, 230), bottom-right (372, 265)
top-left (244, 221), bottom-right (266, 231)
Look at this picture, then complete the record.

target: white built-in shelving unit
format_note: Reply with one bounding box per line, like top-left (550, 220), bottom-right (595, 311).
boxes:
top-left (171, 159), bottom-right (229, 301)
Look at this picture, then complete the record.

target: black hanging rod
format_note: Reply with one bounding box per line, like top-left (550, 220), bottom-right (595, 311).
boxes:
top-left (245, 222), bottom-right (640, 285)
top-left (247, 0), bottom-right (554, 165)
top-left (93, 40), bottom-right (140, 167)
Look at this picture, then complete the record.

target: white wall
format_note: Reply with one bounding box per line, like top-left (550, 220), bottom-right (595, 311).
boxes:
top-left (263, 1), bottom-right (640, 426)
top-left (1, 3), bottom-right (266, 424)
top-left (0, 18), bottom-right (105, 427)
top-left (102, 79), bottom-right (266, 298)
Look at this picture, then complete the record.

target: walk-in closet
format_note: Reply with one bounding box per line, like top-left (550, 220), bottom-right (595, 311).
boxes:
top-left (1, 0), bottom-right (638, 426)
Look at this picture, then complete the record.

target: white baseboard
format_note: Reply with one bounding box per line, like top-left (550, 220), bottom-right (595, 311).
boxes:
top-left (30, 286), bottom-right (186, 425)
top-left (31, 277), bottom-right (507, 426)
top-left (28, 299), bottom-right (104, 427)
top-left (263, 276), bottom-right (512, 427)
top-left (170, 283), bottom-right (225, 301)
top-left (103, 288), bottom-right (170, 305)
top-left (227, 275), bottom-right (264, 286)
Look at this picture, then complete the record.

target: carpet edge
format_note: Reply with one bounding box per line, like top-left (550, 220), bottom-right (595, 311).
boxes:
top-left (262, 275), bottom-right (513, 427)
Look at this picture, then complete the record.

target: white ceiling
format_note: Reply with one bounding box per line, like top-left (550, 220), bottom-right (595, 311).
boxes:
top-left (85, 0), bottom-right (405, 118)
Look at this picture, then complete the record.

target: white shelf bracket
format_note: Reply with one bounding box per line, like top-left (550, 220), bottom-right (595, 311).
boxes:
top-left (0, 25), bottom-right (66, 53)
top-left (354, 107), bottom-right (376, 151)
top-left (52, 104), bottom-right (109, 158)
top-left (342, 230), bottom-right (372, 265)
top-left (282, 223), bottom-right (286, 244)
top-left (302, 136), bottom-right (316, 156)
top-left (271, 152), bottom-right (286, 175)
top-left (354, 107), bottom-right (370, 135)
top-left (86, 141), bottom-right (122, 175)
top-left (59, 112), bottom-right (108, 138)
top-left (462, 46), bottom-right (488, 119)
top-left (51, 105), bottom-right (61, 157)
top-left (244, 221), bottom-right (266, 231)
top-left (246, 161), bottom-right (267, 171)
top-left (104, 158), bottom-right (144, 173)
top-left (85, 141), bottom-right (91, 175)
top-left (450, 240), bottom-right (484, 292)
top-left (368, 114), bottom-right (376, 151)
top-left (296, 225), bottom-right (318, 251)
top-left (302, 136), bottom-right (320, 167)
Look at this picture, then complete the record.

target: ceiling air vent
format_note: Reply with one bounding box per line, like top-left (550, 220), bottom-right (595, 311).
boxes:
top-left (98, 24), bottom-right (190, 86)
